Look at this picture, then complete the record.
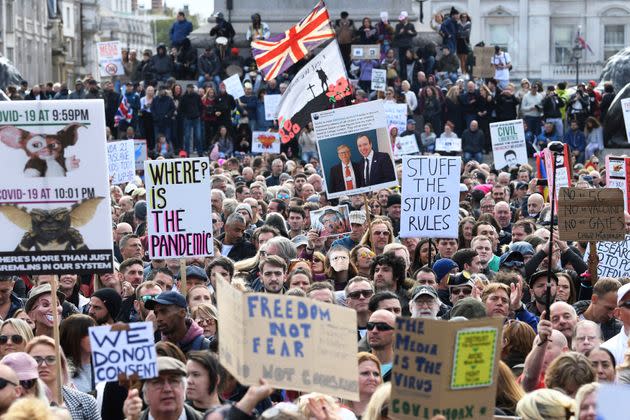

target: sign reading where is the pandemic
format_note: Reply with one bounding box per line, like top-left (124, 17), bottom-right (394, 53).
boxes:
top-left (144, 157), bottom-right (214, 259)
top-left (0, 100), bottom-right (114, 274)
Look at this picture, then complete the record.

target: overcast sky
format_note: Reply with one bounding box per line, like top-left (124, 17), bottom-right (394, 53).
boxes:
top-left (139, 0), bottom-right (215, 19)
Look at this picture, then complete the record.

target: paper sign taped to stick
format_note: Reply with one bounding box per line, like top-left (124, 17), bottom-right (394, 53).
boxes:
top-left (264, 94), bottom-right (281, 121)
top-left (133, 139), bottom-right (148, 171)
top-left (558, 187), bottom-right (625, 242)
top-left (371, 69), bottom-right (386, 92)
top-left (621, 98), bottom-right (630, 142)
top-left (351, 45), bottom-right (380, 60)
top-left (400, 156), bottom-right (461, 238)
top-left (107, 140), bottom-right (136, 185)
top-left (89, 322), bottom-right (157, 382)
top-left (217, 277), bottom-right (359, 400)
top-left (393, 135), bottom-right (420, 159)
top-left (583, 235), bottom-right (630, 278)
top-left (144, 157), bottom-right (214, 259)
top-left (251, 132), bottom-right (281, 154)
top-left (435, 137), bottom-right (462, 153)
top-left (391, 317), bottom-right (502, 420)
top-left (384, 102), bottom-right (407, 135)
top-left (223, 74), bottom-right (245, 99)
top-left (490, 119), bottom-right (527, 169)
top-left (606, 155), bottom-right (630, 212)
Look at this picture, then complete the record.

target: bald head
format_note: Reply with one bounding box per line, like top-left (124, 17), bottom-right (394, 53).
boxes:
top-left (550, 301), bottom-right (578, 342)
top-left (369, 309), bottom-right (396, 325)
top-left (527, 193), bottom-right (544, 216)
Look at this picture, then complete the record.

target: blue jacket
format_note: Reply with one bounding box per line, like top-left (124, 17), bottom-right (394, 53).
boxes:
top-left (151, 94), bottom-right (176, 120)
top-left (564, 129), bottom-right (586, 153)
top-left (124, 91), bottom-right (141, 114)
top-left (170, 19), bottom-right (193, 45)
top-left (536, 129), bottom-right (560, 148)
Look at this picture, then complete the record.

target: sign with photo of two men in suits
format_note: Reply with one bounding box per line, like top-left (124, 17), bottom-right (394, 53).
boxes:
top-left (312, 100), bottom-right (399, 199)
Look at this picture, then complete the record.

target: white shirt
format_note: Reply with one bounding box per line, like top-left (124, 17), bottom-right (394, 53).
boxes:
top-left (362, 150), bottom-right (374, 183)
top-left (149, 410), bottom-right (186, 420)
top-left (601, 327), bottom-right (628, 365)
top-left (491, 52), bottom-right (511, 81)
top-left (221, 243), bottom-right (234, 257)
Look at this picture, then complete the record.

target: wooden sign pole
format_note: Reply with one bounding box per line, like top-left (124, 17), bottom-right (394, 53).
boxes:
top-left (50, 275), bottom-right (64, 405)
top-left (179, 259), bottom-right (187, 296)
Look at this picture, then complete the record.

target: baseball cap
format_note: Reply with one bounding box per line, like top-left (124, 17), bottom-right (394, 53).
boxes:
top-left (291, 235), bottom-right (309, 248)
top-left (179, 265), bottom-right (208, 282)
top-left (349, 210), bottom-right (366, 225)
top-left (618, 283), bottom-right (630, 305)
top-left (510, 241), bottom-right (534, 257)
top-left (124, 183), bottom-right (137, 194)
top-left (411, 285), bottom-right (438, 301)
top-left (448, 272), bottom-right (474, 288)
top-left (156, 356), bottom-right (187, 376)
top-left (460, 183), bottom-right (468, 192)
top-left (144, 291), bottom-right (187, 310)
top-left (499, 251), bottom-right (524, 269)
top-left (528, 270), bottom-right (558, 288)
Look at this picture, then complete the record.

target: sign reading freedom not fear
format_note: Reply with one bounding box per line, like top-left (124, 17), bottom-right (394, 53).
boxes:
top-left (400, 156), bottom-right (461, 238)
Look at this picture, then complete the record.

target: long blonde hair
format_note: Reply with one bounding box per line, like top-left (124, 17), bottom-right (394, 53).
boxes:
top-left (362, 382), bottom-right (391, 420)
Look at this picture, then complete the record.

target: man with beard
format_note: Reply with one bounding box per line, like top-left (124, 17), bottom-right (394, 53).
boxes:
top-left (409, 286), bottom-right (440, 319)
top-left (88, 288), bottom-right (122, 326)
top-left (367, 309), bottom-right (396, 381)
top-left (526, 270), bottom-right (558, 317)
top-left (370, 253), bottom-right (411, 316)
top-left (259, 256), bottom-right (287, 294)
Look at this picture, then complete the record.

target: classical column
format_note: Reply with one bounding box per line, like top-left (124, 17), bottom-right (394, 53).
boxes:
top-left (519, 0), bottom-right (529, 76)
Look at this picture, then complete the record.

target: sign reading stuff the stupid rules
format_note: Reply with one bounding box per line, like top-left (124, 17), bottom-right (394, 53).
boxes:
top-left (0, 100), bottom-right (114, 274)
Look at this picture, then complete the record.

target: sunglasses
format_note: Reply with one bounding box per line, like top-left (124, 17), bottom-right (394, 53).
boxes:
top-left (19, 379), bottom-right (36, 390)
top-left (140, 294), bottom-right (160, 303)
top-left (502, 261), bottom-right (524, 268)
top-left (366, 322), bottom-right (394, 331)
top-left (0, 335), bottom-right (23, 345)
top-left (347, 290), bottom-right (373, 299)
top-left (277, 193), bottom-right (290, 199)
top-left (0, 378), bottom-right (16, 390)
top-left (619, 302), bottom-right (630, 309)
top-left (33, 356), bottom-right (57, 366)
top-left (372, 231), bottom-right (389, 236)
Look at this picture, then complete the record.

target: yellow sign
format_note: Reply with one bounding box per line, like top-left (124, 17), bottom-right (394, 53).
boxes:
top-left (451, 327), bottom-right (498, 389)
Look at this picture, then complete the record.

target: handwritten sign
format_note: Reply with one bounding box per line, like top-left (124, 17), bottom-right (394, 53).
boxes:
top-left (351, 44), bottom-right (380, 60)
top-left (558, 187), bottom-right (625, 242)
top-left (435, 137), bottom-right (462, 153)
top-left (144, 158), bottom-right (214, 259)
top-left (606, 156), bottom-right (630, 212)
top-left (251, 131), bottom-right (281, 154)
top-left (107, 140), bottom-right (136, 185)
top-left (223, 74), bottom-right (245, 99)
top-left (391, 317), bottom-right (502, 420)
top-left (133, 139), bottom-right (148, 171)
top-left (217, 278), bottom-right (359, 400)
top-left (401, 156), bottom-right (461, 238)
top-left (384, 103), bottom-right (407, 135)
top-left (97, 41), bottom-right (124, 77)
top-left (89, 322), bottom-right (157, 382)
top-left (584, 235), bottom-right (630, 278)
top-left (264, 94), bottom-right (281, 121)
top-left (393, 135), bottom-right (420, 160)
top-left (490, 119), bottom-right (527, 169)
top-left (371, 69), bottom-right (386, 92)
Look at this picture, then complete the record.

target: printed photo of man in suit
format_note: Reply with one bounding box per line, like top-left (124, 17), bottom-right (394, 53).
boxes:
top-left (329, 144), bottom-right (363, 193)
top-left (356, 134), bottom-right (396, 187)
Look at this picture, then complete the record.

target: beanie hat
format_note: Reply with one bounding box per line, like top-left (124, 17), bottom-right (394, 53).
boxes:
top-left (450, 298), bottom-right (486, 319)
top-left (134, 200), bottom-right (147, 222)
top-left (235, 203), bottom-right (253, 218)
top-left (1, 352), bottom-right (39, 380)
top-left (432, 258), bottom-right (458, 282)
top-left (92, 288), bottom-right (123, 319)
top-left (387, 194), bottom-right (401, 208)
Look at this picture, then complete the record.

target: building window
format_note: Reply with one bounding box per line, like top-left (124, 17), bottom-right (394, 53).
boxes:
top-left (488, 24), bottom-right (510, 51)
top-left (6, 1), bottom-right (13, 32)
top-left (553, 26), bottom-right (574, 64)
top-left (604, 25), bottom-right (625, 60)
top-left (6, 48), bottom-right (14, 62)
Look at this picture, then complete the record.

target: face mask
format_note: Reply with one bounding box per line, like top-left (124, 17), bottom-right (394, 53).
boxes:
top-left (330, 254), bottom-right (349, 271)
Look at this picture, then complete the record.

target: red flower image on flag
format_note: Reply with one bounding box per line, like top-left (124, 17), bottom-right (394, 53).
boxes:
top-left (251, 1), bottom-right (335, 81)
top-left (326, 77), bottom-right (353, 103)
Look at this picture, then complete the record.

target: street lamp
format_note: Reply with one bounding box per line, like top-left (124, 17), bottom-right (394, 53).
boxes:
top-left (572, 44), bottom-right (584, 86)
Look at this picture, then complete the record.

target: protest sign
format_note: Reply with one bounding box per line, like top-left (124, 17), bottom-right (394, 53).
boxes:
top-left (351, 45), bottom-right (380, 60)
top-left (490, 119), bottom-right (527, 169)
top-left (472, 47), bottom-right (495, 79)
top-left (89, 322), bottom-right (157, 382)
top-left (217, 278), bottom-right (359, 400)
top-left (606, 155), bottom-right (630, 212)
top-left (543, 144), bottom-right (572, 212)
top-left (133, 139), bottom-right (148, 171)
top-left (0, 100), bottom-right (113, 275)
top-left (391, 317), bottom-right (503, 420)
top-left (107, 140), bottom-right (136, 185)
top-left (558, 187), bottom-right (625, 242)
top-left (622, 98), bottom-right (630, 142)
top-left (223, 73), bottom-right (245, 99)
top-left (393, 135), bottom-right (420, 160)
top-left (310, 205), bottom-right (350, 237)
top-left (371, 69), bottom-right (386, 92)
top-left (598, 383), bottom-right (630, 420)
top-left (400, 156), bottom-right (461, 238)
top-left (97, 41), bottom-right (124, 77)
top-left (584, 235), bottom-right (630, 278)
top-left (384, 102), bottom-right (407, 135)
top-left (313, 100), bottom-right (398, 199)
top-left (264, 94), bottom-right (281, 121)
top-left (251, 132), bottom-right (281, 154)
top-left (435, 137), bottom-right (462, 153)
top-left (144, 157), bottom-right (213, 259)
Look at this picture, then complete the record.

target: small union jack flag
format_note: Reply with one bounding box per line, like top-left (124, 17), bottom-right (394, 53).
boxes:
top-left (114, 95), bottom-right (133, 127)
top-left (251, 1), bottom-right (335, 81)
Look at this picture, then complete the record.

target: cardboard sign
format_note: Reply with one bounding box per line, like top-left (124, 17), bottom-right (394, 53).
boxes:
top-left (351, 44), bottom-right (380, 60)
top-left (393, 135), bottom-right (420, 160)
top-left (371, 69), bottom-right (386, 92)
top-left (89, 322), bottom-right (157, 382)
top-left (264, 94), bottom-right (281, 121)
top-left (251, 131), bottom-right (281, 154)
top-left (223, 74), bottom-right (245, 99)
top-left (606, 155), bottom-right (630, 212)
top-left (622, 98), bottom-right (630, 142)
top-left (558, 188), bottom-right (625, 242)
top-left (133, 139), bottom-right (148, 171)
top-left (490, 119), bottom-right (527, 169)
top-left (0, 100), bottom-right (114, 274)
top-left (435, 137), bottom-right (462, 153)
top-left (391, 317), bottom-right (503, 420)
top-left (584, 235), bottom-right (630, 278)
top-left (400, 156), bottom-right (461, 238)
top-left (144, 157), bottom-right (214, 259)
top-left (384, 102), bottom-right (408, 135)
top-left (472, 47), bottom-right (495, 79)
top-left (217, 278), bottom-right (359, 400)
top-left (107, 140), bottom-right (136, 185)
top-left (97, 41), bottom-right (124, 77)
top-left (310, 204), bottom-right (351, 237)
top-left (313, 100), bottom-right (398, 199)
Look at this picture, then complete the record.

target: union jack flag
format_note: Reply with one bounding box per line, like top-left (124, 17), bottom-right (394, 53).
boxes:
top-left (114, 95), bottom-right (133, 127)
top-left (251, 1), bottom-right (335, 81)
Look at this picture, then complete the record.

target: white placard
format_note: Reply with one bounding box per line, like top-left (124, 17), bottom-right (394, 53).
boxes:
top-left (107, 140), bottom-right (136, 185)
top-left (263, 94), bottom-right (281, 121)
top-left (384, 102), bottom-right (407, 135)
top-left (371, 69), bottom-right (386, 92)
top-left (144, 157), bottom-right (214, 259)
top-left (400, 156), bottom-right (461, 238)
top-left (133, 139), bottom-right (148, 171)
top-left (584, 235), bottom-right (630, 278)
top-left (435, 137), bottom-right (462, 152)
top-left (223, 74), bottom-right (245, 99)
top-left (251, 131), bottom-right (281, 154)
top-left (622, 98), bottom-right (630, 142)
top-left (598, 383), bottom-right (630, 420)
top-left (97, 41), bottom-right (124, 77)
top-left (490, 119), bottom-right (527, 169)
top-left (393, 135), bottom-right (420, 159)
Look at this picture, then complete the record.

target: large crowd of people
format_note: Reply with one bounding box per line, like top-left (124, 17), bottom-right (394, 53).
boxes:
top-left (0, 5), bottom-right (624, 420)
